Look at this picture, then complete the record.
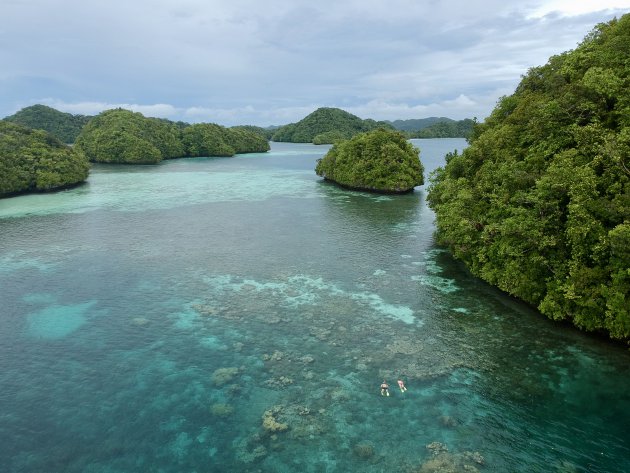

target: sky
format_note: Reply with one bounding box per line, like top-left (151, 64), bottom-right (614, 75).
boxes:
top-left (1, 0), bottom-right (630, 126)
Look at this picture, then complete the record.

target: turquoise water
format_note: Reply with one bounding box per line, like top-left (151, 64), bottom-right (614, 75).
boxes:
top-left (1, 139), bottom-right (629, 472)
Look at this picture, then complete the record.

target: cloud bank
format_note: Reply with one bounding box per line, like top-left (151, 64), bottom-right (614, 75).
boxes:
top-left (1, 0), bottom-right (629, 125)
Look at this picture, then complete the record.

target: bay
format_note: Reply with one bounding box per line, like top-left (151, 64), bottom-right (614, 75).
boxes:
top-left (0, 139), bottom-right (628, 472)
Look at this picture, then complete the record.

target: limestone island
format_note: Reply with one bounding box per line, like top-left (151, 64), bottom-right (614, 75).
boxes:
top-left (0, 121), bottom-right (89, 197)
top-left (315, 128), bottom-right (424, 193)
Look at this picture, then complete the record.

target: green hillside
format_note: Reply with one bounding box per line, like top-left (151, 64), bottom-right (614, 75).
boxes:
top-left (315, 129), bottom-right (424, 193)
top-left (75, 109), bottom-right (269, 164)
top-left (427, 15), bottom-right (630, 342)
top-left (387, 117), bottom-right (453, 132)
top-left (271, 107), bottom-right (392, 144)
top-left (3, 104), bottom-right (91, 143)
top-left (409, 119), bottom-right (475, 138)
top-left (0, 121), bottom-right (89, 196)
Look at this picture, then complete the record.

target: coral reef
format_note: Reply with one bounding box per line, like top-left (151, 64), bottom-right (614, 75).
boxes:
top-left (262, 406), bottom-right (289, 433)
top-left (264, 376), bottom-right (294, 389)
top-left (209, 403), bottom-right (234, 417)
top-left (353, 442), bottom-right (375, 459)
top-left (234, 434), bottom-right (268, 464)
top-left (211, 367), bottom-right (240, 386)
top-left (418, 443), bottom-right (485, 473)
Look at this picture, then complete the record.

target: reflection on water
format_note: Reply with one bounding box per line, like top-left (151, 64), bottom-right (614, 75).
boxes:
top-left (1, 140), bottom-right (629, 473)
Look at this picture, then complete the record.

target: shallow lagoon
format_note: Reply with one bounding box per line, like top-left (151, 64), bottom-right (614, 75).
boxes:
top-left (1, 139), bottom-right (629, 472)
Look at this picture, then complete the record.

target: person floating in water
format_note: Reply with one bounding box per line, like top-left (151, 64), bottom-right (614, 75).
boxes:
top-left (397, 379), bottom-right (407, 393)
top-left (380, 380), bottom-right (390, 396)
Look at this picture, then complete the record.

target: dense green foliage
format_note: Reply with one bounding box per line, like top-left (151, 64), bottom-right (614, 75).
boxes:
top-left (3, 104), bottom-right (92, 143)
top-left (315, 128), bottom-right (424, 193)
top-left (272, 107), bottom-right (392, 144)
top-left (231, 125), bottom-right (275, 140)
top-left (0, 121), bottom-right (89, 196)
top-left (427, 16), bottom-right (630, 342)
top-left (182, 124), bottom-right (269, 157)
top-left (75, 109), bottom-right (184, 164)
top-left (387, 117), bottom-right (453, 132)
top-left (75, 109), bottom-right (268, 164)
top-left (409, 119), bottom-right (475, 138)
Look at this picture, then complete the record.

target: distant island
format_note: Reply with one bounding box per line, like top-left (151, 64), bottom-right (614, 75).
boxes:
top-left (315, 128), bottom-right (424, 193)
top-left (427, 15), bottom-right (630, 343)
top-left (271, 107), bottom-right (393, 144)
top-left (75, 109), bottom-right (270, 164)
top-left (0, 121), bottom-right (89, 197)
top-left (386, 117), bottom-right (475, 139)
top-left (3, 104), bottom-right (91, 144)
top-left (270, 108), bottom-right (474, 143)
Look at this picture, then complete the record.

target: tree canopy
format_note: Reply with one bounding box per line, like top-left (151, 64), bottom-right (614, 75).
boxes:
top-left (272, 107), bottom-right (393, 144)
top-left (3, 104), bottom-right (92, 144)
top-left (0, 121), bottom-right (89, 196)
top-left (408, 119), bottom-right (475, 139)
top-left (315, 128), bottom-right (424, 193)
top-left (427, 15), bottom-right (630, 342)
top-left (75, 109), bottom-right (269, 164)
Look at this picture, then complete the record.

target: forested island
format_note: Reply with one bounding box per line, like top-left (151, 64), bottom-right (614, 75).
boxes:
top-left (427, 15), bottom-right (630, 343)
top-left (3, 104), bottom-right (92, 144)
top-left (75, 109), bottom-right (270, 164)
top-left (0, 121), bottom-right (89, 196)
top-left (315, 128), bottom-right (424, 193)
top-left (388, 117), bottom-right (475, 138)
top-left (271, 107), bottom-right (392, 144)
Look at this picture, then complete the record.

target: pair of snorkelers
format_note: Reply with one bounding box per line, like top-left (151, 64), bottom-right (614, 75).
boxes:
top-left (380, 379), bottom-right (407, 396)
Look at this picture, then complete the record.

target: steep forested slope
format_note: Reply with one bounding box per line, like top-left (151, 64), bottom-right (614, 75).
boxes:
top-left (272, 107), bottom-right (392, 144)
top-left (0, 121), bottom-right (89, 196)
top-left (3, 104), bottom-right (91, 143)
top-left (315, 129), bottom-right (424, 193)
top-left (428, 15), bottom-right (630, 342)
top-left (75, 109), bottom-right (269, 164)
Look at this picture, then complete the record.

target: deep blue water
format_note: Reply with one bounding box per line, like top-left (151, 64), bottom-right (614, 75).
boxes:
top-left (1, 139), bottom-right (629, 473)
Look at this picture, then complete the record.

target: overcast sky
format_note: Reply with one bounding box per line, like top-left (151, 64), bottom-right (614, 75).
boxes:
top-left (1, 0), bottom-right (629, 126)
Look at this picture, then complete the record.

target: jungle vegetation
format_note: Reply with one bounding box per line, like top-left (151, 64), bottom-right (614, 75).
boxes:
top-left (387, 117), bottom-right (452, 132)
top-left (3, 104), bottom-right (92, 143)
top-left (427, 15), bottom-right (630, 342)
top-left (272, 107), bottom-right (392, 144)
top-left (315, 128), bottom-right (424, 193)
top-left (408, 119), bottom-right (475, 139)
top-left (0, 121), bottom-right (89, 196)
top-left (75, 109), bottom-right (269, 164)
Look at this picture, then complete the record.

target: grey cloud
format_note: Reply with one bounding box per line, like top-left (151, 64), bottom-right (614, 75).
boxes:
top-left (1, 1), bottom-right (628, 125)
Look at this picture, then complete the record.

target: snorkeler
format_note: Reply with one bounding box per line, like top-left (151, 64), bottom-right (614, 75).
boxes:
top-left (397, 379), bottom-right (407, 392)
top-left (380, 380), bottom-right (390, 396)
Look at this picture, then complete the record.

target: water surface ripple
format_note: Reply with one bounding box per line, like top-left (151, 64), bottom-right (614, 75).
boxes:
top-left (1, 140), bottom-right (629, 472)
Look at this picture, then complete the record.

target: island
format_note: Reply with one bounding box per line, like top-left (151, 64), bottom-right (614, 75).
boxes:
top-left (388, 117), bottom-right (475, 139)
top-left (427, 15), bottom-right (630, 342)
top-left (272, 107), bottom-right (392, 144)
top-left (0, 121), bottom-right (89, 197)
top-left (315, 128), bottom-right (424, 193)
top-left (75, 109), bottom-right (270, 164)
top-left (3, 104), bottom-right (91, 144)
